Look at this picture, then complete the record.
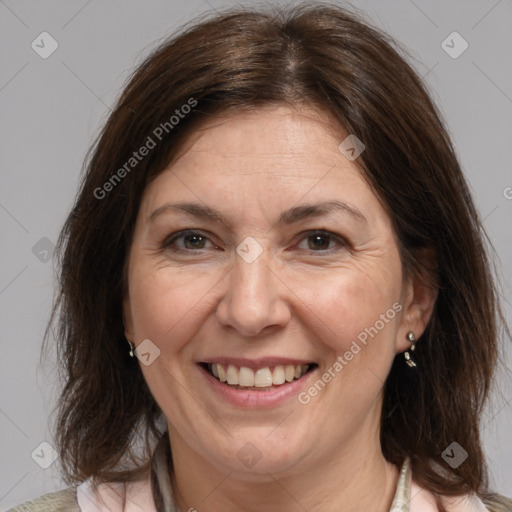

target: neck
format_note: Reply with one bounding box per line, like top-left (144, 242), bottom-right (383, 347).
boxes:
top-left (166, 422), bottom-right (399, 512)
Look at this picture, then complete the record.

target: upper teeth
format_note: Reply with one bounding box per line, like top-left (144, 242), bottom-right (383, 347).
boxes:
top-left (209, 363), bottom-right (309, 387)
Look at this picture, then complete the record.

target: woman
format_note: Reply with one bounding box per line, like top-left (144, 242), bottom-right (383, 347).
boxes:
top-left (8, 3), bottom-right (511, 512)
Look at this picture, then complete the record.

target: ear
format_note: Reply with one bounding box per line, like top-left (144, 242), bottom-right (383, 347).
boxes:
top-left (395, 248), bottom-right (438, 353)
top-left (121, 254), bottom-right (135, 342)
top-left (123, 293), bottom-right (134, 342)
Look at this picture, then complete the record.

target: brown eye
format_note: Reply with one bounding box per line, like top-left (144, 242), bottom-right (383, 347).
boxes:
top-left (296, 231), bottom-right (347, 252)
top-left (182, 233), bottom-right (207, 249)
top-left (163, 230), bottom-right (217, 252)
top-left (307, 234), bottom-right (331, 250)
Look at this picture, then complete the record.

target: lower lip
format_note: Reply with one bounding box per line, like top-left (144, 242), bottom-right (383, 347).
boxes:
top-left (198, 364), bottom-right (317, 408)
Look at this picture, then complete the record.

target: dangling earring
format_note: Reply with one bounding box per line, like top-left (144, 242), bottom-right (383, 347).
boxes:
top-left (404, 331), bottom-right (417, 367)
top-left (127, 340), bottom-right (136, 358)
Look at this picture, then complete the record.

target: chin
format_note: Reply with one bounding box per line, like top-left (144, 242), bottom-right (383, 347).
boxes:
top-left (202, 429), bottom-right (313, 479)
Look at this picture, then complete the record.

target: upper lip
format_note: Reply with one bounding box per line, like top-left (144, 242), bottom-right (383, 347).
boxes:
top-left (199, 357), bottom-right (316, 369)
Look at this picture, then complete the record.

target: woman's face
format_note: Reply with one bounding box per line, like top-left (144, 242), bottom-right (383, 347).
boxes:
top-left (124, 105), bottom-right (432, 479)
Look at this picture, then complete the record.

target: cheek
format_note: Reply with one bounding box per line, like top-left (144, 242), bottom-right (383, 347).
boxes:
top-left (127, 265), bottom-right (218, 351)
top-left (290, 262), bottom-right (402, 359)
top-left (126, 266), bottom-right (219, 414)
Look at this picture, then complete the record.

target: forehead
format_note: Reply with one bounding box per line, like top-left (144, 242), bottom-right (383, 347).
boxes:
top-left (169, 104), bottom-right (350, 174)
top-left (138, 104), bottom-right (390, 234)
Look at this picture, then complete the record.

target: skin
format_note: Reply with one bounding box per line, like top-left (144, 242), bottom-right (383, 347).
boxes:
top-left (123, 105), bottom-right (436, 512)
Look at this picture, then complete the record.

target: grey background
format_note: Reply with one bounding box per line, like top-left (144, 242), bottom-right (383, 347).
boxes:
top-left (1, 0), bottom-right (511, 508)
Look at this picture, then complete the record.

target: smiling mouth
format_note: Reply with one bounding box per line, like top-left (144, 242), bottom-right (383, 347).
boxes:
top-left (201, 362), bottom-right (317, 390)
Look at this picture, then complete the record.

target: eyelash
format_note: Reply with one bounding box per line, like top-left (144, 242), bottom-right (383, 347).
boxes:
top-left (161, 229), bottom-right (349, 255)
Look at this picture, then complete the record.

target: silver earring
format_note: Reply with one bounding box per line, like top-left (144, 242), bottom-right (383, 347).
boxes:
top-left (404, 331), bottom-right (417, 368)
top-left (127, 340), bottom-right (136, 358)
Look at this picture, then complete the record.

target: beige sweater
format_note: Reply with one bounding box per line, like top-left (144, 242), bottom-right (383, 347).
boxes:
top-left (7, 483), bottom-right (512, 512)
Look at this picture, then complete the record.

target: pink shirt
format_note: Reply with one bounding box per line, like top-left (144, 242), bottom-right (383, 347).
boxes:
top-left (409, 479), bottom-right (488, 511)
top-left (77, 473), bottom-right (157, 512)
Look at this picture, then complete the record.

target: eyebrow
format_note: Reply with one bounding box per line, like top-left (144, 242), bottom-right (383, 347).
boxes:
top-left (148, 200), bottom-right (367, 226)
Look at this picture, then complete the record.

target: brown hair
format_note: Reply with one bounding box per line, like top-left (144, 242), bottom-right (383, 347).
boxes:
top-left (45, 2), bottom-right (509, 504)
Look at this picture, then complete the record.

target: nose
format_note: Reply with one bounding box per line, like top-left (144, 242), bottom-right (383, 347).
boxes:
top-left (215, 250), bottom-right (291, 337)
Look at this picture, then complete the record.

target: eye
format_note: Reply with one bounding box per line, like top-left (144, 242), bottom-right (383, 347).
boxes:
top-left (295, 230), bottom-right (347, 252)
top-left (163, 230), bottom-right (219, 252)
top-left (162, 229), bottom-right (348, 255)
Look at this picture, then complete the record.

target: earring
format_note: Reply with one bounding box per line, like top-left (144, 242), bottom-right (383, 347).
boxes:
top-left (127, 340), bottom-right (136, 358)
top-left (404, 331), bottom-right (417, 368)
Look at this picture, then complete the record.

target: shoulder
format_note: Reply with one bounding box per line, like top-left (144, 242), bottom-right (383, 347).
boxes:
top-left (6, 487), bottom-right (79, 512)
top-left (481, 494), bottom-right (512, 512)
top-left (443, 493), bottom-right (512, 512)
top-left (411, 479), bottom-right (512, 512)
